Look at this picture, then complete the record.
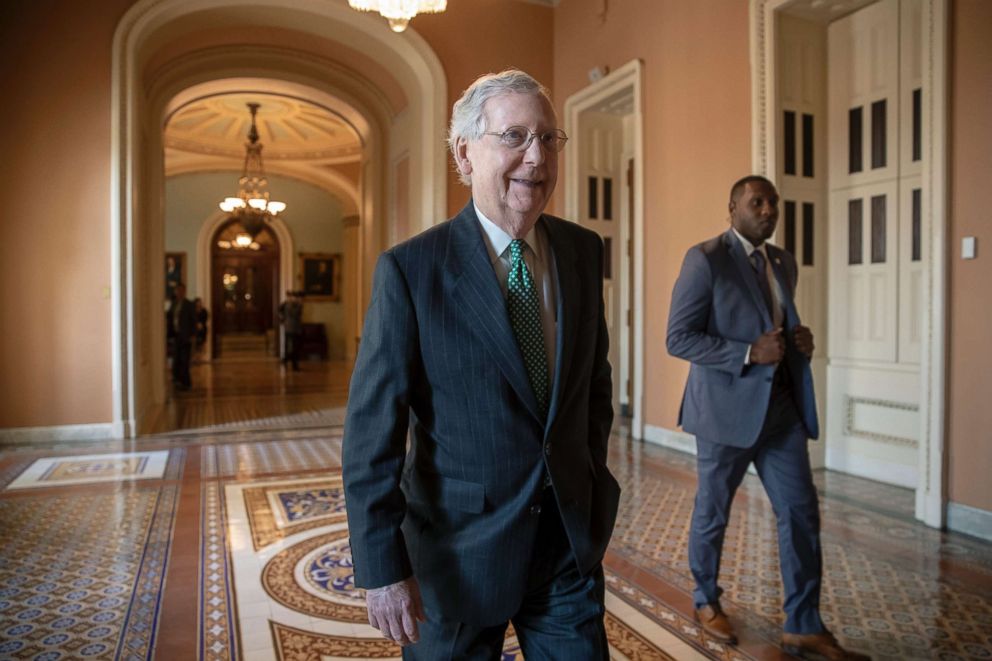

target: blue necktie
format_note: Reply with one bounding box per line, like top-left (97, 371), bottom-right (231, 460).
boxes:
top-left (750, 250), bottom-right (775, 321)
top-left (507, 239), bottom-right (549, 416)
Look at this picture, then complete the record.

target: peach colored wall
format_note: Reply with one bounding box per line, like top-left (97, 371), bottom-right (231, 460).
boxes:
top-left (0, 1), bottom-right (134, 428)
top-left (947, 0), bottom-right (992, 511)
top-left (413, 0), bottom-right (555, 218)
top-left (553, 0), bottom-right (753, 430)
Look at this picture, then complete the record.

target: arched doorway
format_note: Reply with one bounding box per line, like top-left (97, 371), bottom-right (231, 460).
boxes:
top-left (110, 0), bottom-right (448, 435)
top-left (210, 220), bottom-right (280, 357)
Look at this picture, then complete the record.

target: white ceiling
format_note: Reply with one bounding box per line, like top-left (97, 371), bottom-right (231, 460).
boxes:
top-left (164, 93), bottom-right (361, 164)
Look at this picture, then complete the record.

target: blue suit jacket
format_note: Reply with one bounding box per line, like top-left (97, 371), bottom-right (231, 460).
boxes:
top-left (342, 203), bottom-right (619, 626)
top-left (666, 230), bottom-right (819, 447)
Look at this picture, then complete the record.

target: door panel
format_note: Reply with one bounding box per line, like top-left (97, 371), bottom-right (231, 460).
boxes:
top-left (825, 0), bottom-right (922, 488)
top-left (212, 255), bottom-right (276, 336)
top-left (577, 110), bottom-right (624, 412)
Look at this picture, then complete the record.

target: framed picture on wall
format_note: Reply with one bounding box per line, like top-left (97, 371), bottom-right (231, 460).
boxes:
top-left (300, 252), bottom-right (341, 301)
top-left (165, 252), bottom-right (186, 301)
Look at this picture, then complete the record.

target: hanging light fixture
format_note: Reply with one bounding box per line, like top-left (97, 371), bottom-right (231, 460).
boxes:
top-left (218, 102), bottom-right (286, 239)
top-left (347, 0), bottom-right (447, 33)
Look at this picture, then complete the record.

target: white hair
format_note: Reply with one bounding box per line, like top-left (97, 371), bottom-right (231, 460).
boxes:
top-left (447, 69), bottom-right (554, 186)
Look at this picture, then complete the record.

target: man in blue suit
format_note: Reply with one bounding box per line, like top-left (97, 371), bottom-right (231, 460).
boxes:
top-left (667, 176), bottom-right (868, 661)
top-left (343, 70), bottom-right (620, 660)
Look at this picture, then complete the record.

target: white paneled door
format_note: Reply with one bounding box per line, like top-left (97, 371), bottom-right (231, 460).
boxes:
top-left (576, 110), bottom-right (626, 414)
top-left (825, 0), bottom-right (924, 488)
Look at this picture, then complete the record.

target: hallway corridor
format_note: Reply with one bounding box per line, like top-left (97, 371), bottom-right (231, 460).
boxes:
top-left (1, 413), bottom-right (989, 659)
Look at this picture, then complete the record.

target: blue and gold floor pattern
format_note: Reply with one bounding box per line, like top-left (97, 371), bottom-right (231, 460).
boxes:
top-left (0, 425), bottom-right (990, 660)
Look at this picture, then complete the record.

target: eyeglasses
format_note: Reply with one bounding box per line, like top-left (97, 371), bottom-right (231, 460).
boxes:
top-left (482, 126), bottom-right (569, 153)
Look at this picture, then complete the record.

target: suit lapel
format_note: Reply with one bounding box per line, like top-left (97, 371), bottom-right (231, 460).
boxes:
top-left (542, 217), bottom-right (579, 430)
top-left (446, 203), bottom-right (543, 423)
top-left (724, 230), bottom-right (773, 328)
top-left (767, 244), bottom-right (800, 328)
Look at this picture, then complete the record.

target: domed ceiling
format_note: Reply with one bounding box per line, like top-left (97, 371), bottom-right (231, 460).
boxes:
top-left (165, 93), bottom-right (361, 163)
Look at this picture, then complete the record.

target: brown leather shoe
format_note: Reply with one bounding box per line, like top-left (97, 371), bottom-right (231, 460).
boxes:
top-left (694, 603), bottom-right (737, 644)
top-left (781, 631), bottom-right (871, 660)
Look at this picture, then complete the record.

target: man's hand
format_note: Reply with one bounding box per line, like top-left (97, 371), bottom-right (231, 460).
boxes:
top-left (793, 324), bottom-right (815, 358)
top-left (750, 328), bottom-right (785, 364)
top-left (365, 576), bottom-right (426, 646)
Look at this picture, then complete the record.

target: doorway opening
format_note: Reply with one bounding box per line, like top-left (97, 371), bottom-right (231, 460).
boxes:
top-left (211, 220), bottom-right (280, 359)
top-left (564, 60), bottom-right (645, 437)
top-left (753, 0), bottom-right (949, 526)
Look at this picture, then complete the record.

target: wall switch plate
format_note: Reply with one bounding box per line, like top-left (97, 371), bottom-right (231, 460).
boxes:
top-left (962, 236), bottom-right (977, 259)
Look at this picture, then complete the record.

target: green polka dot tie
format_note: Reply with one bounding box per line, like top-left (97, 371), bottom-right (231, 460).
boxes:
top-left (507, 239), bottom-right (549, 416)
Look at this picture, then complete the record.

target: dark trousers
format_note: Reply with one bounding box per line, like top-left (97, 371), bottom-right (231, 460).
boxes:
top-left (404, 489), bottom-right (609, 660)
top-left (172, 340), bottom-right (192, 388)
top-left (689, 389), bottom-right (825, 634)
top-left (284, 332), bottom-right (301, 369)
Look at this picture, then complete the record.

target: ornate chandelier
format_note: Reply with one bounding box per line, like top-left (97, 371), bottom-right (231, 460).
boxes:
top-left (347, 0), bottom-right (447, 32)
top-left (218, 103), bottom-right (286, 239)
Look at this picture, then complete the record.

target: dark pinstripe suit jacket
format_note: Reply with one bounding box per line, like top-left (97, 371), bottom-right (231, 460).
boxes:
top-left (342, 202), bottom-right (620, 626)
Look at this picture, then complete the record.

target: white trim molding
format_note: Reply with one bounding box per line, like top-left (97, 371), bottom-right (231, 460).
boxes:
top-left (0, 424), bottom-right (120, 445)
top-left (749, 0), bottom-right (949, 528)
top-left (947, 502), bottom-right (992, 543)
top-left (564, 59), bottom-right (645, 440)
top-left (642, 424), bottom-right (697, 456)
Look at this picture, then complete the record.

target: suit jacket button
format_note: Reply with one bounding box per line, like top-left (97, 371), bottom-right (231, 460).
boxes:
top-left (544, 444), bottom-right (552, 456)
top-left (530, 504), bottom-right (542, 515)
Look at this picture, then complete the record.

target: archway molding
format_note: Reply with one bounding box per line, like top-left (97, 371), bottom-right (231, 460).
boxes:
top-left (112, 0), bottom-right (447, 436)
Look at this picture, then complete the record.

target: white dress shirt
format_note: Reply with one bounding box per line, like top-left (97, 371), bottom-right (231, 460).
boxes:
top-left (474, 204), bottom-right (558, 384)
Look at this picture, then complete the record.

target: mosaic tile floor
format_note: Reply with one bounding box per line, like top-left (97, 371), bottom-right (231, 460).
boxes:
top-left (1, 425), bottom-right (990, 660)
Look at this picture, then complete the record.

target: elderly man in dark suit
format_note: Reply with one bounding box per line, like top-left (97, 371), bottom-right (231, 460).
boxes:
top-left (667, 176), bottom-right (869, 661)
top-left (342, 69), bottom-right (620, 659)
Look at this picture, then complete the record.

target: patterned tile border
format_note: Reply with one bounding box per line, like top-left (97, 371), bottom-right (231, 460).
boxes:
top-left (117, 483), bottom-right (182, 659)
top-left (605, 566), bottom-right (762, 661)
top-left (201, 436), bottom-right (343, 479)
top-left (199, 481), bottom-right (239, 661)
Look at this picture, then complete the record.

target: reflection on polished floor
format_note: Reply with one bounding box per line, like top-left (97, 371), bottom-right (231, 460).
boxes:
top-left (1, 360), bottom-right (990, 659)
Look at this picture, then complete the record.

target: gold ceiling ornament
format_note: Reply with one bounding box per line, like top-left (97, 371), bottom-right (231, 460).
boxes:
top-left (218, 103), bottom-right (286, 239)
top-left (347, 0), bottom-right (447, 32)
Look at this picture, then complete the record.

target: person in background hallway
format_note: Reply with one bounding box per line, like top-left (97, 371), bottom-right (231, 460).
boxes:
top-left (342, 69), bottom-right (620, 660)
top-left (193, 297), bottom-right (208, 359)
top-left (666, 176), bottom-right (870, 661)
top-left (168, 282), bottom-right (196, 391)
top-left (279, 290), bottom-right (303, 371)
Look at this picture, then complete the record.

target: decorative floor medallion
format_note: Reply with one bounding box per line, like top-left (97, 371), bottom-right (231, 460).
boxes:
top-left (243, 474), bottom-right (348, 551)
top-left (215, 475), bottom-right (687, 660)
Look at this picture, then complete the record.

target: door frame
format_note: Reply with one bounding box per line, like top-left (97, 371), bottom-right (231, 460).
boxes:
top-left (564, 59), bottom-right (645, 438)
top-left (196, 212), bottom-right (294, 362)
top-left (749, 0), bottom-right (949, 527)
top-left (111, 0), bottom-right (447, 437)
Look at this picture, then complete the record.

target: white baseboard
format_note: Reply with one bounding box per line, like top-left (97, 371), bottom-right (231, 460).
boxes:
top-left (825, 446), bottom-right (917, 488)
top-left (0, 423), bottom-right (120, 445)
top-left (947, 501), bottom-right (992, 542)
top-left (642, 424), bottom-right (697, 455)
